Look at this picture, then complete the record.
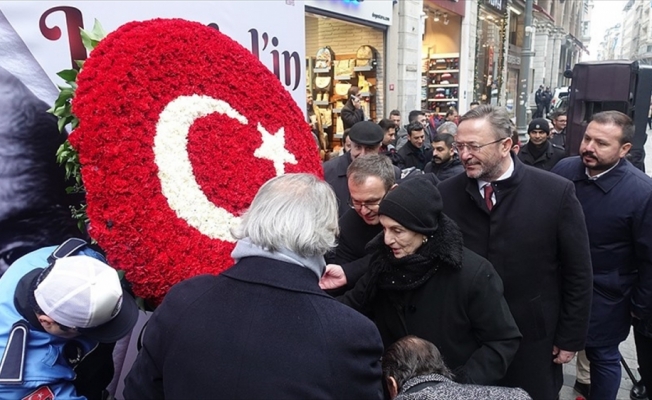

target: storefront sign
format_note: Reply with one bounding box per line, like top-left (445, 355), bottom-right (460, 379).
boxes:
top-left (484, 0), bottom-right (506, 14)
top-left (0, 1), bottom-right (307, 106)
top-left (507, 54), bottom-right (521, 66)
top-left (304, 0), bottom-right (392, 26)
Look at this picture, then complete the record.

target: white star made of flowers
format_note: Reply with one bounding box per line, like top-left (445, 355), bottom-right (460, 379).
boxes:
top-left (254, 123), bottom-right (298, 176)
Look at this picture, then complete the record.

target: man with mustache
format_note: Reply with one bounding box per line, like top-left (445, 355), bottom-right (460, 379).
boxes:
top-left (552, 111), bottom-right (652, 400)
top-left (424, 133), bottom-right (464, 181)
top-left (437, 105), bottom-right (592, 400)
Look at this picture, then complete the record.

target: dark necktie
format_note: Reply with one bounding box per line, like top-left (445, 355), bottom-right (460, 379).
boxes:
top-left (484, 184), bottom-right (494, 211)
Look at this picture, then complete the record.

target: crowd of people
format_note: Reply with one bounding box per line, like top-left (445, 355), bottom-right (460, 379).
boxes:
top-left (1, 101), bottom-right (651, 400)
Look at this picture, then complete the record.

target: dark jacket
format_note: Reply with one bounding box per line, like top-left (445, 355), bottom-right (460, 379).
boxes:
top-left (395, 374), bottom-right (532, 400)
top-left (324, 153), bottom-right (401, 217)
top-left (340, 214), bottom-right (521, 385)
top-left (517, 140), bottom-right (565, 171)
top-left (424, 157), bottom-right (464, 181)
top-left (124, 257), bottom-right (384, 399)
top-left (341, 101), bottom-right (365, 130)
top-left (552, 157), bottom-right (652, 346)
top-left (437, 155), bottom-right (592, 400)
top-left (326, 208), bottom-right (382, 292)
top-left (549, 129), bottom-right (566, 149)
top-left (397, 141), bottom-right (433, 171)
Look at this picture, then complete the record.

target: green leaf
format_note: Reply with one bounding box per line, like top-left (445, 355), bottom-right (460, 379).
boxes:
top-left (57, 117), bottom-right (67, 133)
top-left (56, 69), bottom-right (78, 82)
top-left (80, 19), bottom-right (106, 52)
top-left (75, 60), bottom-right (85, 69)
top-left (90, 19), bottom-right (106, 40)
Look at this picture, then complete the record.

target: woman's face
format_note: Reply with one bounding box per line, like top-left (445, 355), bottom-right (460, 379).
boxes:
top-left (379, 215), bottom-right (424, 259)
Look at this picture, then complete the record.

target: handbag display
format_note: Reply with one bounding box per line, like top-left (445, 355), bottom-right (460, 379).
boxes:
top-left (315, 76), bottom-right (331, 90)
top-left (319, 107), bottom-right (332, 128)
top-left (357, 74), bottom-right (370, 93)
top-left (334, 59), bottom-right (355, 77)
top-left (355, 45), bottom-right (375, 67)
top-left (336, 115), bottom-right (344, 134)
top-left (335, 82), bottom-right (352, 97)
top-left (315, 47), bottom-right (334, 69)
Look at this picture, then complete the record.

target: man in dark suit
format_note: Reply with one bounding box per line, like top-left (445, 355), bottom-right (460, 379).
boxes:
top-left (397, 122), bottom-right (433, 171)
top-left (517, 118), bottom-right (565, 171)
top-left (437, 105), bottom-right (592, 400)
top-left (552, 111), bottom-right (652, 400)
top-left (124, 174), bottom-right (384, 399)
top-left (321, 154), bottom-right (397, 294)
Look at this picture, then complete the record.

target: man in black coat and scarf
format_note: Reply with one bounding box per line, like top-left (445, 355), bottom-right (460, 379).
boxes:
top-left (437, 105), bottom-right (593, 400)
top-left (124, 174), bottom-right (384, 399)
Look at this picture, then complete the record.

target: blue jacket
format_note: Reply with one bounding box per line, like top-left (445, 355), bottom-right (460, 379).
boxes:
top-left (0, 246), bottom-right (103, 399)
top-left (552, 157), bottom-right (652, 346)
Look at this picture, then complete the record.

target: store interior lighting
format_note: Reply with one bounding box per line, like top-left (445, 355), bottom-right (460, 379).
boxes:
top-left (443, 13), bottom-right (449, 25)
top-left (434, 11), bottom-right (440, 22)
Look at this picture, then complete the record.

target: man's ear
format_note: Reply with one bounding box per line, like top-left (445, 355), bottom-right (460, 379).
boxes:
top-left (389, 183), bottom-right (398, 191)
top-left (386, 376), bottom-right (399, 399)
top-left (37, 314), bottom-right (55, 330)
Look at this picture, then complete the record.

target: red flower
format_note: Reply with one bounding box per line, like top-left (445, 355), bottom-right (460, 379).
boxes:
top-left (71, 19), bottom-right (322, 304)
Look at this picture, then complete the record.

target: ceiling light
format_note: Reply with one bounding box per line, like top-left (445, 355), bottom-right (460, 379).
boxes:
top-left (509, 6), bottom-right (522, 15)
top-left (443, 13), bottom-right (449, 25)
top-left (434, 11), bottom-right (440, 22)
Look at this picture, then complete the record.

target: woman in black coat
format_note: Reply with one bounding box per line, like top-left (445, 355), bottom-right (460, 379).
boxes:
top-left (340, 177), bottom-right (522, 385)
top-left (341, 86), bottom-right (365, 130)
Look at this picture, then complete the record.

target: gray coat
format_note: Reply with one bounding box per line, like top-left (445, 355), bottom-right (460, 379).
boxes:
top-left (395, 374), bottom-right (531, 400)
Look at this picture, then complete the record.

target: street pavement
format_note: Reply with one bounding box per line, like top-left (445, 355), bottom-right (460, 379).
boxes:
top-left (559, 131), bottom-right (652, 400)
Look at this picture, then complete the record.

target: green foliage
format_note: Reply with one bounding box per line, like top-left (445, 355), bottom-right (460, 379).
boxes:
top-left (49, 19), bottom-right (107, 234)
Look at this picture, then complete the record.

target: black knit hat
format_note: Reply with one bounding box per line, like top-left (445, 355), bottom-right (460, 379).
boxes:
top-left (528, 118), bottom-right (550, 135)
top-left (379, 176), bottom-right (442, 235)
top-left (348, 121), bottom-right (385, 145)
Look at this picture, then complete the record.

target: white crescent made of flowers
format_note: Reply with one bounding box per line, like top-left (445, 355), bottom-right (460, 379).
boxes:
top-left (154, 94), bottom-right (297, 242)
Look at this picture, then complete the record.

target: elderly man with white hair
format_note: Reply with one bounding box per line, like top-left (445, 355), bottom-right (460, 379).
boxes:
top-left (124, 173), bottom-right (385, 400)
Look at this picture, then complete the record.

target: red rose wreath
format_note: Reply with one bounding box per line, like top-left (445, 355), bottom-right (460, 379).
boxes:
top-left (71, 19), bottom-right (322, 304)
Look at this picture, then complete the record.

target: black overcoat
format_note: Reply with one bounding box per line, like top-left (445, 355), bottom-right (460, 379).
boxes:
top-left (340, 214), bottom-right (522, 385)
top-left (437, 155), bottom-right (593, 400)
top-left (123, 257), bottom-right (384, 399)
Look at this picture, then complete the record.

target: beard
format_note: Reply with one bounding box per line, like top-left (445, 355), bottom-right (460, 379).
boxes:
top-left (581, 150), bottom-right (617, 174)
top-left (463, 156), bottom-right (504, 181)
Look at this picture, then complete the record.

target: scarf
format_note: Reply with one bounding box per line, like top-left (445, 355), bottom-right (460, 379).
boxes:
top-left (231, 237), bottom-right (326, 279)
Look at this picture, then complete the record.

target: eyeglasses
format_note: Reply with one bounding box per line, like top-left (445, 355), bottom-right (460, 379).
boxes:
top-left (452, 138), bottom-right (506, 153)
top-left (348, 197), bottom-right (383, 211)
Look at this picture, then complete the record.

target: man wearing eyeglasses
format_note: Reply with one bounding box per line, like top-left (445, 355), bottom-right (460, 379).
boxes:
top-left (321, 154), bottom-right (396, 294)
top-left (437, 105), bottom-right (592, 400)
top-left (324, 121), bottom-right (401, 217)
top-left (0, 238), bottom-right (138, 400)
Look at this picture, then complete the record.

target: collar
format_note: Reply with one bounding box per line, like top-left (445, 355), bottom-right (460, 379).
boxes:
top-left (231, 237), bottom-right (326, 279)
top-left (13, 268), bottom-right (46, 332)
top-left (477, 156), bottom-right (514, 190)
top-left (565, 156), bottom-right (628, 193)
top-left (585, 161), bottom-right (619, 181)
top-left (336, 152), bottom-right (353, 177)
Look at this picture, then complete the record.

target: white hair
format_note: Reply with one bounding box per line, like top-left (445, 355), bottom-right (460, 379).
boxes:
top-left (232, 173), bottom-right (339, 257)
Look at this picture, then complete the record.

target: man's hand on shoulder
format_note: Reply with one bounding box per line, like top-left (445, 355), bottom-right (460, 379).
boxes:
top-left (319, 264), bottom-right (347, 290)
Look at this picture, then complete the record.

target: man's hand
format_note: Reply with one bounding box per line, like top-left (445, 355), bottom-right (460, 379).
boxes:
top-left (319, 264), bottom-right (347, 290)
top-left (552, 346), bottom-right (576, 364)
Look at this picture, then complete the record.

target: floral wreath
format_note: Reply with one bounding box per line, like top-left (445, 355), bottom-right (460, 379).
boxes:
top-left (68, 19), bottom-right (322, 304)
